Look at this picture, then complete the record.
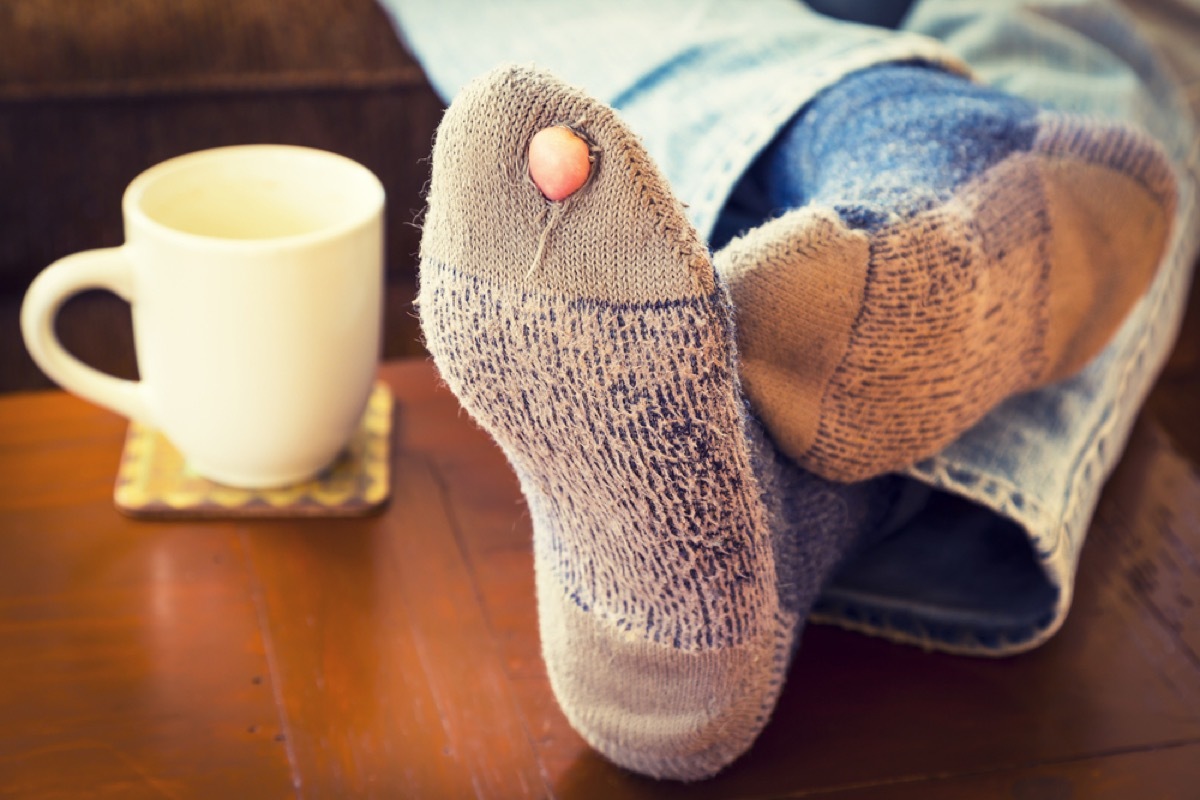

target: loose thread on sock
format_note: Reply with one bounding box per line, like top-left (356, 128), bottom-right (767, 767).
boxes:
top-left (526, 202), bottom-right (567, 280)
top-left (525, 117), bottom-right (601, 281)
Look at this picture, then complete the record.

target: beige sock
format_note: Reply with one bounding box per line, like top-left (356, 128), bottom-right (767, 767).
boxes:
top-left (418, 63), bottom-right (892, 781)
top-left (716, 115), bottom-right (1176, 482)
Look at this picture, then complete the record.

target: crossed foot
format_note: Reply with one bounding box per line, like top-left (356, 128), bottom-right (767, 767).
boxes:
top-left (418, 65), bottom-right (1175, 780)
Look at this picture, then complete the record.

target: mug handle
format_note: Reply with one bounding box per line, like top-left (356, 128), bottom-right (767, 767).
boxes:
top-left (20, 247), bottom-right (153, 425)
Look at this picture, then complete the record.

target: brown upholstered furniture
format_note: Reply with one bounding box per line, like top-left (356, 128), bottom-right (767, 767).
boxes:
top-left (0, 0), bottom-right (444, 392)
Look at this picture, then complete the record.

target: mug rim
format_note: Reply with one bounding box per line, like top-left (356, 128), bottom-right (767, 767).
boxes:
top-left (122, 144), bottom-right (386, 251)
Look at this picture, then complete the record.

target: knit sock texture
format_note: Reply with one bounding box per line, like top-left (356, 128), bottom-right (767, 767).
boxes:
top-left (417, 64), bottom-right (890, 781)
top-left (715, 64), bottom-right (1178, 482)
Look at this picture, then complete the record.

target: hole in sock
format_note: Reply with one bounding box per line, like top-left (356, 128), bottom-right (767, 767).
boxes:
top-left (528, 124), bottom-right (596, 201)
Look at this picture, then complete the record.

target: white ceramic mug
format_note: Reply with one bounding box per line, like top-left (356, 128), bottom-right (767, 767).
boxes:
top-left (21, 145), bottom-right (384, 488)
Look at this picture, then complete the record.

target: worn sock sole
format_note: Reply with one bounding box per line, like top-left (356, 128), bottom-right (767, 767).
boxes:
top-left (417, 64), bottom-right (798, 781)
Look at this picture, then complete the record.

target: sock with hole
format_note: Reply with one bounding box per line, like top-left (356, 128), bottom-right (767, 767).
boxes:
top-left (715, 64), bottom-right (1177, 482)
top-left (417, 64), bottom-right (893, 781)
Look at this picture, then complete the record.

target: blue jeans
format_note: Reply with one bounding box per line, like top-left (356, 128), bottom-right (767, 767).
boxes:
top-left (379, 0), bottom-right (1200, 655)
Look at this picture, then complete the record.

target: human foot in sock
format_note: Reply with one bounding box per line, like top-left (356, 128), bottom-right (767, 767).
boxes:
top-left (417, 64), bottom-right (891, 780)
top-left (716, 65), bottom-right (1178, 483)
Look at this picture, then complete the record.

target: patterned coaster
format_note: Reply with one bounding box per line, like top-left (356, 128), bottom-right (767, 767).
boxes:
top-left (114, 382), bottom-right (392, 519)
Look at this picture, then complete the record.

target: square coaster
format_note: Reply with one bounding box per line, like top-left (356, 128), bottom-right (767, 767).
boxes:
top-left (114, 382), bottom-right (392, 519)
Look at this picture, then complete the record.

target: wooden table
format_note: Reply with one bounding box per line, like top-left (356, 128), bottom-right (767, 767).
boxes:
top-left (2, 353), bottom-right (1198, 799)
